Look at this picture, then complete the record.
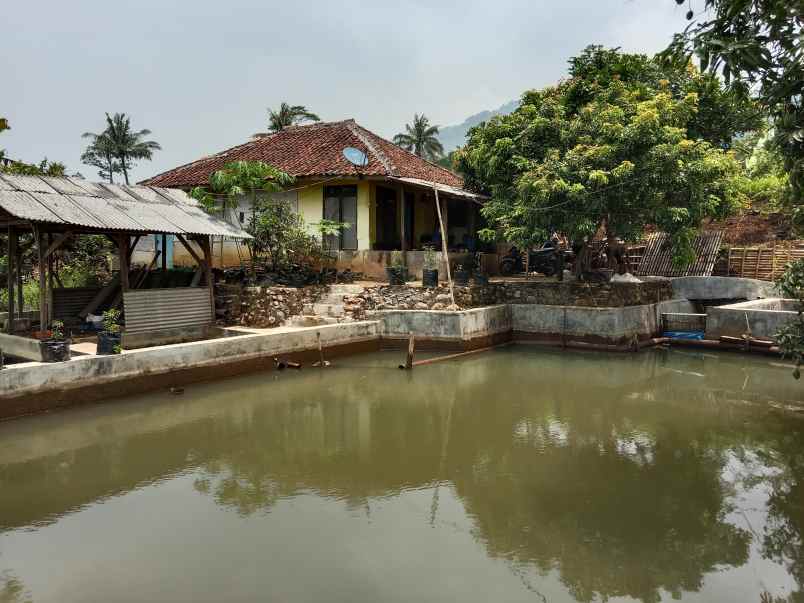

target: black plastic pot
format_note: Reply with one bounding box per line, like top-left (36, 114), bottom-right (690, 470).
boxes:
top-left (422, 268), bottom-right (439, 288)
top-left (453, 269), bottom-right (470, 286)
top-left (386, 266), bottom-right (408, 286)
top-left (40, 339), bottom-right (71, 362)
top-left (473, 273), bottom-right (489, 286)
top-left (97, 332), bottom-right (122, 355)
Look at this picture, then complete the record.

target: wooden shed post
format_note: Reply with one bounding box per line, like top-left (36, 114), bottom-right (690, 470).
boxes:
top-left (200, 236), bottom-right (215, 320)
top-left (161, 234), bottom-right (168, 271)
top-left (15, 243), bottom-right (23, 321)
top-left (35, 226), bottom-right (47, 329)
top-left (6, 227), bottom-right (16, 333)
top-left (118, 235), bottom-right (130, 292)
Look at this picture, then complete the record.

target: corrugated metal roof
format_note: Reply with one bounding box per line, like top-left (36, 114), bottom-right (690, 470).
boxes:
top-left (0, 190), bottom-right (65, 223)
top-left (636, 231), bottom-right (725, 277)
top-left (395, 177), bottom-right (487, 200)
top-left (0, 175), bottom-right (251, 238)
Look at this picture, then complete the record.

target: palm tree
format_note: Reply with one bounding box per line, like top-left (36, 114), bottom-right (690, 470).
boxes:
top-left (81, 129), bottom-right (119, 183)
top-left (267, 103), bottom-right (320, 132)
top-left (86, 113), bottom-right (161, 185)
top-left (393, 114), bottom-right (444, 161)
top-left (103, 113), bottom-right (161, 184)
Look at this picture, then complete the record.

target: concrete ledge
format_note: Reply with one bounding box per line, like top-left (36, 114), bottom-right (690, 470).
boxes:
top-left (372, 305), bottom-right (512, 344)
top-left (705, 298), bottom-right (800, 341)
top-left (510, 299), bottom-right (695, 344)
top-left (669, 276), bottom-right (778, 301)
top-left (0, 332), bottom-right (45, 362)
top-left (0, 321), bottom-right (381, 419)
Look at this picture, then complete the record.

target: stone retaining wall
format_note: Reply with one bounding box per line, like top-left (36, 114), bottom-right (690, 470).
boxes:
top-left (344, 280), bottom-right (673, 317)
top-left (235, 286), bottom-right (323, 327)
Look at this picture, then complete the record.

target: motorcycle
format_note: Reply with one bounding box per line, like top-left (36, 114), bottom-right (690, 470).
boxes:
top-left (500, 243), bottom-right (574, 277)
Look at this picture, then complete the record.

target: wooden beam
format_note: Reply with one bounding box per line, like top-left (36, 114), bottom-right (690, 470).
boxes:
top-left (175, 234), bottom-right (204, 266)
top-left (6, 227), bottom-right (15, 333)
top-left (43, 231), bottom-right (73, 258)
top-left (161, 234), bottom-right (168, 271)
top-left (126, 235), bottom-right (142, 264)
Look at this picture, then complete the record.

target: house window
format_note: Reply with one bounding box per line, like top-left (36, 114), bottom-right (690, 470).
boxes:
top-left (239, 211), bottom-right (245, 224)
top-left (323, 186), bottom-right (358, 250)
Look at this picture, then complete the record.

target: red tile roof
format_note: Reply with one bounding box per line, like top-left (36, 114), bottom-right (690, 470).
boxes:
top-left (141, 119), bottom-right (466, 190)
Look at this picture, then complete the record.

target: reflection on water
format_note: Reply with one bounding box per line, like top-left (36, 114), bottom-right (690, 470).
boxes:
top-left (0, 348), bottom-right (802, 603)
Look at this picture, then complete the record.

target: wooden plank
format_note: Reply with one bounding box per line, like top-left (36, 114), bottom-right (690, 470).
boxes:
top-left (175, 234), bottom-right (203, 266)
top-left (79, 274), bottom-right (120, 318)
top-left (44, 231), bottom-right (72, 258)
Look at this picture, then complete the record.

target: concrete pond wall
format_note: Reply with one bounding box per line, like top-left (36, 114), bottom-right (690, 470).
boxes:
top-left (705, 298), bottom-right (801, 341)
top-left (668, 276), bottom-right (779, 301)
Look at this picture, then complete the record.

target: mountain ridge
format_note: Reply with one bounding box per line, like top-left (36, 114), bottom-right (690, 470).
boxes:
top-left (438, 99), bottom-right (519, 152)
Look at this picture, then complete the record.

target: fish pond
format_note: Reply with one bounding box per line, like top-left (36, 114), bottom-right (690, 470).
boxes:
top-left (1, 347), bottom-right (803, 603)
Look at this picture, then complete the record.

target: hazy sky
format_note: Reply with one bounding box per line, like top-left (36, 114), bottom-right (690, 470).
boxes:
top-left (1, 1), bottom-right (691, 183)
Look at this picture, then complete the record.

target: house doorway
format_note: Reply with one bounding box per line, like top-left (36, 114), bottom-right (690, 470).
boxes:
top-left (323, 185), bottom-right (358, 250)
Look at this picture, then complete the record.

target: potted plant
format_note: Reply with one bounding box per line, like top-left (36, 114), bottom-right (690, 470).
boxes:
top-left (40, 320), bottom-right (71, 362)
top-left (453, 263), bottom-right (470, 286)
top-left (422, 246), bottom-right (439, 288)
top-left (97, 308), bottom-right (122, 355)
top-left (386, 250), bottom-right (408, 285)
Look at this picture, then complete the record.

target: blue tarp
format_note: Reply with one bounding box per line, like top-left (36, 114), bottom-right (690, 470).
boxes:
top-left (662, 331), bottom-right (705, 340)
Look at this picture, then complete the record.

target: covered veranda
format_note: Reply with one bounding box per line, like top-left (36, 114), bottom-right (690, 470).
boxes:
top-left (0, 174), bottom-right (249, 359)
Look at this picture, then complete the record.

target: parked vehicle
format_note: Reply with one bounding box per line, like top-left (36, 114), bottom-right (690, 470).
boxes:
top-left (500, 242), bottom-right (574, 277)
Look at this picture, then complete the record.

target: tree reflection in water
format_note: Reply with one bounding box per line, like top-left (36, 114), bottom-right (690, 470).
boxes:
top-left (185, 349), bottom-right (803, 602)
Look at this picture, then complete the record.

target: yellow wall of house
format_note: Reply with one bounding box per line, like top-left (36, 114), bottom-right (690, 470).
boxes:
top-left (298, 179), bottom-right (371, 250)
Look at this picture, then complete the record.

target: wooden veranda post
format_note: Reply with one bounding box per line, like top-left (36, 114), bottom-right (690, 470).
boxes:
top-left (433, 185), bottom-right (455, 307)
top-left (6, 226), bottom-right (15, 333)
top-left (398, 183), bottom-right (407, 253)
top-left (161, 234), bottom-right (168, 271)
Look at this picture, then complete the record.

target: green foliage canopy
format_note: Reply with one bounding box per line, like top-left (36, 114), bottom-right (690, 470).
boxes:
top-left (662, 0), bottom-right (803, 206)
top-left (457, 47), bottom-right (755, 263)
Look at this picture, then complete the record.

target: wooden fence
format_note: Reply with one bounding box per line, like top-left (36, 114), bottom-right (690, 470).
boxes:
top-left (626, 241), bottom-right (804, 281)
top-left (713, 245), bottom-right (804, 281)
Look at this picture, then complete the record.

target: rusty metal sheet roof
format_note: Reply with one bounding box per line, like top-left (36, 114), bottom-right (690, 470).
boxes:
top-left (635, 231), bottom-right (725, 277)
top-left (0, 175), bottom-right (251, 238)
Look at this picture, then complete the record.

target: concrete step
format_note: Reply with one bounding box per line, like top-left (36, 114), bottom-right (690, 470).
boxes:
top-left (326, 284), bottom-right (365, 295)
top-left (312, 303), bottom-right (345, 317)
top-left (289, 314), bottom-right (339, 327)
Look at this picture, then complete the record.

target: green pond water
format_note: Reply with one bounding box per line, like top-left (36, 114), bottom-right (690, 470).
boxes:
top-left (1, 347), bottom-right (803, 603)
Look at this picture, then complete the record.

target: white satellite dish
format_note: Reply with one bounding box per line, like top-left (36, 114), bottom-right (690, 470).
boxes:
top-left (342, 146), bottom-right (369, 167)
